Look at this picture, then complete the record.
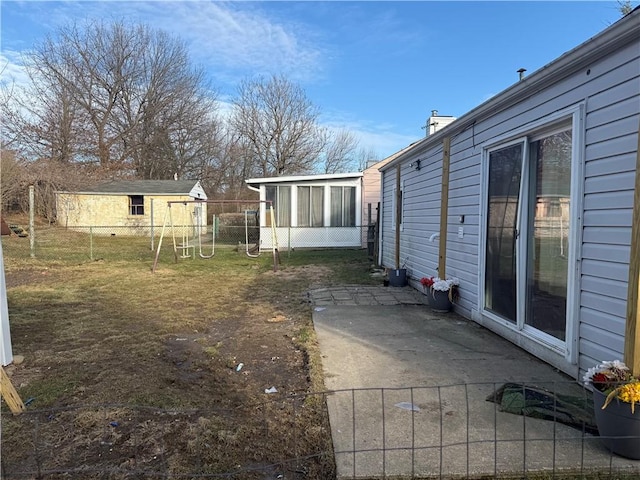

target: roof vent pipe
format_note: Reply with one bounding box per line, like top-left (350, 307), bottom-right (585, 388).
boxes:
top-left (517, 68), bottom-right (527, 81)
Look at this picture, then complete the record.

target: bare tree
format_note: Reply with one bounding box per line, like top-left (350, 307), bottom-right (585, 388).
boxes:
top-left (618, 1), bottom-right (634, 16)
top-left (230, 74), bottom-right (325, 177)
top-left (321, 129), bottom-right (359, 174)
top-left (356, 146), bottom-right (380, 171)
top-left (7, 20), bottom-right (219, 179)
top-left (0, 149), bottom-right (24, 213)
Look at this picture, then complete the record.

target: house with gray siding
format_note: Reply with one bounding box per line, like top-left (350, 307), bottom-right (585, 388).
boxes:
top-left (379, 8), bottom-right (639, 380)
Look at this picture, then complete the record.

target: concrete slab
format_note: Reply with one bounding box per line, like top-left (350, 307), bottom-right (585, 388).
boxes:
top-left (311, 290), bottom-right (640, 479)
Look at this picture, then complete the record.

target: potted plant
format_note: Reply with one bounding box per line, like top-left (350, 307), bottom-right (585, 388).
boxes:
top-left (420, 276), bottom-right (459, 312)
top-left (583, 360), bottom-right (640, 459)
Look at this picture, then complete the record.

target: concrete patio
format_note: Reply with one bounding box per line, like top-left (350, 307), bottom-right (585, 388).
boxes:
top-left (310, 285), bottom-right (640, 478)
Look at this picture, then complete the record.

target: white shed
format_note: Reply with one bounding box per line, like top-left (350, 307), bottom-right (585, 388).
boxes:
top-left (246, 173), bottom-right (364, 249)
top-left (379, 8), bottom-right (640, 379)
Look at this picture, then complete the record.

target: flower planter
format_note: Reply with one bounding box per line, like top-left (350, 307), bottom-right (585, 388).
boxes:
top-left (388, 268), bottom-right (407, 287)
top-left (592, 388), bottom-right (640, 459)
top-left (427, 289), bottom-right (453, 312)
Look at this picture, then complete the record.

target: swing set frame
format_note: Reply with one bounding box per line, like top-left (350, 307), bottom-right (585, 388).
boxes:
top-left (151, 200), bottom-right (279, 273)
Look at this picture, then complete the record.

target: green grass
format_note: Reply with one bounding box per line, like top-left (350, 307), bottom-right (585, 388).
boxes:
top-left (1, 227), bottom-right (380, 478)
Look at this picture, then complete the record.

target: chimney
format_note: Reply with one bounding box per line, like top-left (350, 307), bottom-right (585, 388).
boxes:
top-left (423, 110), bottom-right (456, 137)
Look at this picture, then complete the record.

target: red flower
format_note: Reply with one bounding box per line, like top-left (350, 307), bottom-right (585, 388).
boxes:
top-left (420, 277), bottom-right (434, 288)
top-left (592, 372), bottom-right (610, 390)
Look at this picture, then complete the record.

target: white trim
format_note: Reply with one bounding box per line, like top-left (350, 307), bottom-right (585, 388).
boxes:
top-left (516, 136), bottom-right (530, 332)
top-left (565, 105), bottom-right (586, 366)
top-left (246, 172), bottom-right (363, 186)
top-left (0, 241), bottom-right (13, 366)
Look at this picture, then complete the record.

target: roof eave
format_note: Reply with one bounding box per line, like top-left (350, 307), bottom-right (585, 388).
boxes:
top-left (245, 172), bottom-right (364, 187)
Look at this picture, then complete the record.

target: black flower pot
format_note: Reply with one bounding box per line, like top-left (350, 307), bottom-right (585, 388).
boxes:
top-left (593, 387), bottom-right (640, 459)
top-left (427, 289), bottom-right (453, 312)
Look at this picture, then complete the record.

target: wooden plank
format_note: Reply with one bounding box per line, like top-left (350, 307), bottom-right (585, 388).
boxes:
top-left (0, 366), bottom-right (25, 414)
top-left (438, 138), bottom-right (451, 278)
top-left (395, 164), bottom-right (401, 269)
top-left (624, 119), bottom-right (640, 375)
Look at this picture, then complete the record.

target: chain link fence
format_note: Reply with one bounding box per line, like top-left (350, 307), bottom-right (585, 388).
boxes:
top-left (0, 223), bottom-right (372, 264)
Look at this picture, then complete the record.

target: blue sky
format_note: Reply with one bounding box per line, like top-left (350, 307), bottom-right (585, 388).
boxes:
top-left (0, 1), bottom-right (631, 159)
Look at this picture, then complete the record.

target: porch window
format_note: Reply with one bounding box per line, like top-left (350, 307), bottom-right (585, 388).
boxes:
top-left (265, 185), bottom-right (291, 227)
top-left (330, 186), bottom-right (356, 227)
top-left (129, 195), bottom-right (144, 215)
top-left (297, 186), bottom-right (324, 227)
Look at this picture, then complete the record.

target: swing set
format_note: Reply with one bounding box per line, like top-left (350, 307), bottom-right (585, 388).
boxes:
top-left (151, 200), bottom-right (279, 273)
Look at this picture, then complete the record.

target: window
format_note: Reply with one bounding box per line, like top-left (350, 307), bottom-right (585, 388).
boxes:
top-left (297, 186), bottom-right (324, 227)
top-left (330, 186), bottom-right (356, 227)
top-left (129, 195), bottom-right (144, 215)
top-left (265, 185), bottom-right (291, 227)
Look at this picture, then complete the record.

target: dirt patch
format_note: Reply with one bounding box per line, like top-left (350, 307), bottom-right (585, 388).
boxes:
top-left (1, 248), bottom-right (376, 478)
top-left (3, 266), bottom-right (61, 289)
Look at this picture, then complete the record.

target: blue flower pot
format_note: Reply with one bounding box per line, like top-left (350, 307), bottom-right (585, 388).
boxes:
top-left (593, 387), bottom-right (640, 459)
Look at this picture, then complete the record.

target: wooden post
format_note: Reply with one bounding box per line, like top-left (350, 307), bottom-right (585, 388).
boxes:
top-left (624, 120), bottom-right (640, 375)
top-left (438, 138), bottom-right (451, 279)
top-left (29, 185), bottom-right (35, 258)
top-left (0, 366), bottom-right (25, 414)
top-left (395, 164), bottom-right (401, 269)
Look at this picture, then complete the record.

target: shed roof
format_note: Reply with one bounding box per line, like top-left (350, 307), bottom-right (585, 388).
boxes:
top-left (245, 172), bottom-right (363, 189)
top-left (60, 180), bottom-right (206, 197)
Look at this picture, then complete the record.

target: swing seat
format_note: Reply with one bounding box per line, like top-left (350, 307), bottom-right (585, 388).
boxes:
top-left (178, 243), bottom-right (193, 258)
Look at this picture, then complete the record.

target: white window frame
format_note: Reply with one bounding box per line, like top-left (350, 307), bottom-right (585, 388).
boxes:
top-left (330, 185), bottom-right (357, 227)
top-left (265, 185), bottom-right (291, 227)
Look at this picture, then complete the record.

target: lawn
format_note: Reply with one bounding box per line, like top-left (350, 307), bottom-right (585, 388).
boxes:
top-left (1, 229), bottom-right (379, 479)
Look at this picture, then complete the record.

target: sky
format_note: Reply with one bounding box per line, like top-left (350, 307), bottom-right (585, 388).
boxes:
top-left (0, 1), bottom-right (632, 160)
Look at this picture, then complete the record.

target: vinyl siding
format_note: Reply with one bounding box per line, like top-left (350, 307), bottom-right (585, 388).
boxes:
top-left (579, 37), bottom-right (639, 377)
top-left (380, 15), bottom-right (639, 379)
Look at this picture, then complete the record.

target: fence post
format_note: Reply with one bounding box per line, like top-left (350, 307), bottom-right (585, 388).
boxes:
top-left (89, 227), bottom-right (93, 261)
top-left (150, 198), bottom-right (154, 251)
top-left (29, 185), bottom-right (35, 258)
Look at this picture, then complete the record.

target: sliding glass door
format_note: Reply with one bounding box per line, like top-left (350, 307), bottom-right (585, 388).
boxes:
top-left (525, 130), bottom-right (572, 341)
top-left (485, 143), bottom-right (523, 323)
top-left (483, 127), bottom-right (572, 344)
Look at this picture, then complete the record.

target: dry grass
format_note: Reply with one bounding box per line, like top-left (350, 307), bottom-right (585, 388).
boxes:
top-left (1, 229), bottom-right (380, 479)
